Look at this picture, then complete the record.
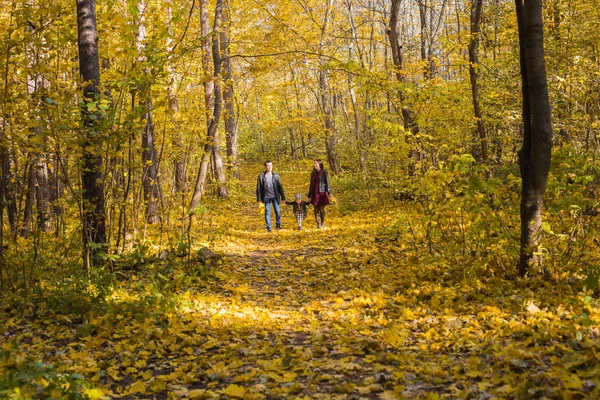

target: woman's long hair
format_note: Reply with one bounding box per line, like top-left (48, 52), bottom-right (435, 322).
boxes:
top-left (311, 159), bottom-right (325, 177)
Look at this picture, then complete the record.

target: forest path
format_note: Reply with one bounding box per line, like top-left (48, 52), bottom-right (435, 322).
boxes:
top-left (184, 168), bottom-right (406, 398)
top-left (3, 166), bottom-right (598, 399)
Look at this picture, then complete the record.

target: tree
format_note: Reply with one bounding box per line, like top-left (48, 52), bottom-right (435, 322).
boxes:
top-left (318, 0), bottom-right (341, 175)
top-left (22, 1), bottom-right (52, 235)
top-left (190, 0), bottom-right (227, 209)
top-left (136, 0), bottom-right (161, 224)
top-left (515, 0), bottom-right (553, 276)
top-left (389, 0), bottom-right (421, 174)
top-left (220, 1), bottom-right (240, 179)
top-left (76, 0), bottom-right (107, 266)
top-left (166, 4), bottom-right (188, 195)
top-left (468, 0), bottom-right (487, 163)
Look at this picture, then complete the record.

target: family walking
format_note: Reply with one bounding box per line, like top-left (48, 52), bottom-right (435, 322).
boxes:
top-left (256, 160), bottom-right (331, 231)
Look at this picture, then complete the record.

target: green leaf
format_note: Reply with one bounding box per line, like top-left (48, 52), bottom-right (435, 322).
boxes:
top-left (541, 221), bottom-right (554, 235)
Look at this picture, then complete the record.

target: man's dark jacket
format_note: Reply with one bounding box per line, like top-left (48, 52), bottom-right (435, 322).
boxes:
top-left (256, 172), bottom-right (286, 203)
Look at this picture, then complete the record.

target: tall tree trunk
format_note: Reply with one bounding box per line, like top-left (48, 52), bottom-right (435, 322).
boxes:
top-left (418, 0), bottom-right (430, 79)
top-left (24, 9), bottom-right (52, 234)
top-left (389, 0), bottom-right (420, 174)
top-left (141, 95), bottom-right (161, 223)
top-left (76, 0), bottom-right (107, 266)
top-left (190, 0), bottom-right (227, 209)
top-left (516, 0), bottom-right (553, 276)
top-left (137, 0), bottom-right (161, 224)
top-left (468, 0), bottom-right (488, 163)
top-left (291, 69), bottom-right (308, 158)
top-left (220, 3), bottom-right (239, 179)
top-left (211, 0), bottom-right (227, 198)
top-left (22, 160), bottom-right (35, 236)
top-left (345, 0), bottom-right (367, 177)
top-left (318, 0), bottom-right (341, 175)
top-left (166, 5), bottom-right (187, 194)
top-left (189, 0), bottom-right (216, 210)
top-left (319, 67), bottom-right (341, 175)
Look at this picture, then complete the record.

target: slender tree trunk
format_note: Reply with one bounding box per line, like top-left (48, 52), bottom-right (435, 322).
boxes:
top-left (190, 0), bottom-right (227, 209)
top-left (291, 69), bottom-right (308, 158)
top-left (76, 0), bottom-right (107, 266)
top-left (468, 0), bottom-right (488, 163)
top-left (22, 160), bottom-right (34, 236)
top-left (24, 11), bottom-right (52, 234)
top-left (345, 0), bottom-right (367, 177)
top-left (189, 0), bottom-right (216, 210)
top-left (389, 0), bottom-right (420, 174)
top-left (141, 95), bottom-right (161, 223)
top-left (166, 5), bottom-right (187, 194)
top-left (319, 67), bottom-right (341, 174)
top-left (418, 0), bottom-right (429, 79)
top-left (516, 0), bottom-right (553, 276)
top-left (137, 0), bottom-right (161, 224)
top-left (220, 3), bottom-right (239, 179)
top-left (318, 0), bottom-right (341, 174)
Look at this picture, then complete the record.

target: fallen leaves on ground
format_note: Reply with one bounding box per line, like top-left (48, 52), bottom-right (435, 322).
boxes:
top-left (1, 169), bottom-right (600, 399)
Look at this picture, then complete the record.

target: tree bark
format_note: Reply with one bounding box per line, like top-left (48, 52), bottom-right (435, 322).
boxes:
top-left (345, 0), bottom-right (367, 177)
top-left (515, 0), bottom-right (553, 276)
top-left (76, 0), bottom-right (107, 266)
top-left (319, 67), bottom-right (341, 175)
top-left (166, 5), bottom-right (187, 194)
top-left (468, 0), bottom-right (488, 163)
top-left (318, 0), bottom-right (341, 175)
top-left (23, 9), bottom-right (52, 234)
top-left (190, 0), bottom-right (227, 209)
top-left (141, 95), bottom-right (161, 223)
top-left (220, 3), bottom-right (240, 179)
top-left (389, 0), bottom-right (420, 174)
top-left (137, 0), bottom-right (161, 224)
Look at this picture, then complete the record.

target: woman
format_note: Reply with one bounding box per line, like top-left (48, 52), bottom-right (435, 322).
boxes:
top-left (307, 159), bottom-right (331, 229)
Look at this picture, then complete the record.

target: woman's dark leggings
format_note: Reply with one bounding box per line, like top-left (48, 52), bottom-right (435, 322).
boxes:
top-left (314, 205), bottom-right (326, 227)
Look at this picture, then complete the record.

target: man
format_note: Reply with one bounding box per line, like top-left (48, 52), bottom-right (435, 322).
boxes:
top-left (256, 160), bottom-right (286, 232)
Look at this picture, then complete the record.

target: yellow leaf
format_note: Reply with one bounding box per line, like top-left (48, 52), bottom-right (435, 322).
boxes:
top-left (425, 328), bottom-right (438, 339)
top-left (382, 324), bottom-right (407, 348)
top-left (380, 391), bottom-right (400, 400)
top-left (358, 384), bottom-right (383, 394)
top-left (126, 380), bottom-right (146, 395)
top-left (282, 372), bottom-right (297, 382)
top-left (224, 384), bottom-right (246, 398)
top-left (188, 389), bottom-right (207, 399)
top-left (83, 388), bottom-right (104, 399)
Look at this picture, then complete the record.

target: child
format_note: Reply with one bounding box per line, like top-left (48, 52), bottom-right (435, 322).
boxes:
top-left (285, 194), bottom-right (309, 230)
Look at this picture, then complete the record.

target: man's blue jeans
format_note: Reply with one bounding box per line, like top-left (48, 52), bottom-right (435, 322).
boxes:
top-left (264, 197), bottom-right (281, 231)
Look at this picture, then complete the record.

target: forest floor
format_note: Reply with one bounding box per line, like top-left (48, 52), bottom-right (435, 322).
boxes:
top-left (2, 163), bottom-right (600, 399)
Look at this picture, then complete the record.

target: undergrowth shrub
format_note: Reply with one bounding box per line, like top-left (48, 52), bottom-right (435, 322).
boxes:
top-left (379, 147), bottom-right (600, 284)
top-left (3, 267), bottom-right (112, 319)
top-left (0, 348), bottom-right (102, 399)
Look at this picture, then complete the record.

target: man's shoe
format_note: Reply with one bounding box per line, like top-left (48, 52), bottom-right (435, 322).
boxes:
top-left (276, 226), bottom-right (281, 230)
top-left (267, 228), bottom-right (272, 232)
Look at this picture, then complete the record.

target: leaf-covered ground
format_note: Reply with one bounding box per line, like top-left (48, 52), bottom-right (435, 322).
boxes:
top-left (2, 165), bottom-right (600, 399)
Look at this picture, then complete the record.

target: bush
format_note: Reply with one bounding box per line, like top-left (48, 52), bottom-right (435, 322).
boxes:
top-left (0, 348), bottom-right (103, 399)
